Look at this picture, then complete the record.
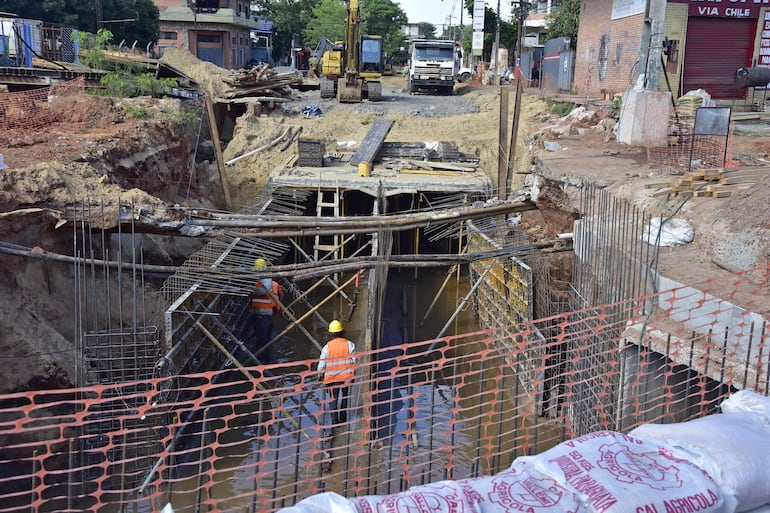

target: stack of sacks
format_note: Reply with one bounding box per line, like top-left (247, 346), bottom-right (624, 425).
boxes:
top-left (630, 390), bottom-right (770, 513)
top-left (280, 430), bottom-right (725, 513)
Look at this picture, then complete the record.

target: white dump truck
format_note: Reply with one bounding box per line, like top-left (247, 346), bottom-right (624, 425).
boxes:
top-left (407, 39), bottom-right (470, 95)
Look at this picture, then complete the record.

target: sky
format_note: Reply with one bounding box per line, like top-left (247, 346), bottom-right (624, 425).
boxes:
top-left (397, 1), bottom-right (511, 29)
top-left (398, 0), bottom-right (467, 28)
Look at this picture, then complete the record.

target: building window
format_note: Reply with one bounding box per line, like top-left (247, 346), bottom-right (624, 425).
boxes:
top-left (231, 35), bottom-right (236, 45)
top-left (198, 34), bottom-right (222, 43)
top-left (160, 31), bottom-right (177, 40)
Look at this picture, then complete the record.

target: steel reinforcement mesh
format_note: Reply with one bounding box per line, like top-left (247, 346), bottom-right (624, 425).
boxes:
top-left (2, 268), bottom-right (770, 513)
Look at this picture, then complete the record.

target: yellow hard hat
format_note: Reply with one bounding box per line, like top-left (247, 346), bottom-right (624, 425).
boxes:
top-left (328, 320), bottom-right (344, 333)
top-left (254, 258), bottom-right (267, 270)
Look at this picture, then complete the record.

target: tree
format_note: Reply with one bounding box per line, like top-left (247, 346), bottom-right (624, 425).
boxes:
top-left (251, 0), bottom-right (319, 64)
top-left (0, 0), bottom-right (159, 49)
top-left (418, 22), bottom-right (436, 39)
top-left (545, 0), bottom-right (579, 48)
top-left (360, 0), bottom-right (407, 56)
top-left (302, 0), bottom-right (346, 47)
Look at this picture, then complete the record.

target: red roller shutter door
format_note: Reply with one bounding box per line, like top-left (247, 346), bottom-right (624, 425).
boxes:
top-left (683, 16), bottom-right (754, 99)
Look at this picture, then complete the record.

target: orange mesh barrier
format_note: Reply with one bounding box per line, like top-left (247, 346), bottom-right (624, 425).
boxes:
top-left (1, 269), bottom-right (769, 513)
top-left (0, 78), bottom-right (86, 132)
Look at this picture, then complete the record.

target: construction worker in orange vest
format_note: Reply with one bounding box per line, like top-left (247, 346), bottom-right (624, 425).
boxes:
top-left (317, 319), bottom-right (357, 425)
top-left (249, 258), bottom-right (284, 355)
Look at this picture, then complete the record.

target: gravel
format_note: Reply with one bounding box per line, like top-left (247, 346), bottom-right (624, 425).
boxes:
top-left (280, 81), bottom-right (482, 119)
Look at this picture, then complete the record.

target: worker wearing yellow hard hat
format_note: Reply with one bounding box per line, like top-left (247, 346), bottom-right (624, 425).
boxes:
top-left (317, 319), bottom-right (357, 426)
top-left (246, 257), bottom-right (283, 357)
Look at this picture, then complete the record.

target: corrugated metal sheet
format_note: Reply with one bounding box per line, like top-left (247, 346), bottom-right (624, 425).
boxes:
top-left (682, 16), bottom-right (754, 99)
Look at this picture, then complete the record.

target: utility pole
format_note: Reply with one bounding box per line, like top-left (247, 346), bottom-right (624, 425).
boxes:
top-left (96, 0), bottom-right (103, 31)
top-left (494, 0), bottom-right (501, 80)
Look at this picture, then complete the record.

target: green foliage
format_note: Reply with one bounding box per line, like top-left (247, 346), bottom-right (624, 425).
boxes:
top-left (101, 68), bottom-right (178, 98)
top-left (74, 28), bottom-right (113, 69)
top-left (547, 100), bottom-right (575, 117)
top-left (252, 0), bottom-right (319, 60)
top-left (162, 108), bottom-right (201, 137)
top-left (419, 23), bottom-right (437, 40)
top-left (122, 103), bottom-right (150, 119)
top-left (302, 0), bottom-right (347, 46)
top-left (361, 0), bottom-right (408, 56)
top-left (545, 0), bottom-right (580, 48)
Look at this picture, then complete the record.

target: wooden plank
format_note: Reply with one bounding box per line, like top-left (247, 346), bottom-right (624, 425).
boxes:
top-left (644, 180), bottom-right (678, 189)
top-left (722, 167), bottom-right (770, 178)
top-left (720, 175), bottom-right (758, 185)
top-left (205, 96), bottom-right (233, 211)
top-left (350, 118), bottom-right (395, 166)
top-left (400, 169), bottom-right (464, 176)
top-left (404, 160), bottom-right (476, 172)
top-left (649, 187), bottom-right (674, 197)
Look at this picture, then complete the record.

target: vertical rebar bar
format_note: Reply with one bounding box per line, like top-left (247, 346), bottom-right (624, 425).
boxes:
top-left (446, 358), bottom-right (458, 481)
top-left (194, 409), bottom-right (209, 513)
top-left (292, 413), bottom-right (302, 501)
top-left (426, 364), bottom-right (436, 484)
top-left (494, 370), bottom-right (506, 474)
top-left (743, 322), bottom-right (755, 389)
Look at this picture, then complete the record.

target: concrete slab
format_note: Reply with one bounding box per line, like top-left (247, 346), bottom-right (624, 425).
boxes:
top-left (269, 164), bottom-right (494, 197)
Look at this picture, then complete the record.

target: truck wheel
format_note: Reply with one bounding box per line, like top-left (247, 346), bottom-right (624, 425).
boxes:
top-left (459, 72), bottom-right (472, 83)
top-left (408, 78), bottom-right (415, 94)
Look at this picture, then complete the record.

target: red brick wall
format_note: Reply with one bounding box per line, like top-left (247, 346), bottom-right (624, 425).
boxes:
top-left (574, 0), bottom-right (645, 99)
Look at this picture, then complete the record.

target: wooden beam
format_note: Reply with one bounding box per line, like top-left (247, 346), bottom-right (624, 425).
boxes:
top-left (497, 86), bottom-right (509, 199)
top-left (205, 96), bottom-right (233, 211)
top-left (350, 118), bottom-right (394, 166)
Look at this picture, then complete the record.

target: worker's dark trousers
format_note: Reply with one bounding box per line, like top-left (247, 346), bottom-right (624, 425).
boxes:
top-left (245, 313), bottom-right (273, 356)
top-left (325, 382), bottom-right (351, 425)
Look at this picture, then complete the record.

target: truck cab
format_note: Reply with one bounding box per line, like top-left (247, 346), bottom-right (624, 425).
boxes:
top-left (407, 39), bottom-right (462, 95)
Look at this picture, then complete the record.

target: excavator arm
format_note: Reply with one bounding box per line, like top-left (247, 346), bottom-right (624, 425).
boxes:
top-left (338, 0), bottom-right (383, 102)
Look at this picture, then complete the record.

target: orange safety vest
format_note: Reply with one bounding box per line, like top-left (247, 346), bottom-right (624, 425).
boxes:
top-left (323, 337), bottom-right (355, 384)
top-left (252, 280), bottom-right (281, 313)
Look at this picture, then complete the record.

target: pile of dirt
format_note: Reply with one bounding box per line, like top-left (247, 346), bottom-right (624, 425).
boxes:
top-left (160, 48), bottom-right (232, 99)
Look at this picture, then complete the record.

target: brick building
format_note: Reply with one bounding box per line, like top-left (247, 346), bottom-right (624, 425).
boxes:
top-left (574, 0), bottom-right (770, 100)
top-left (153, 0), bottom-right (257, 69)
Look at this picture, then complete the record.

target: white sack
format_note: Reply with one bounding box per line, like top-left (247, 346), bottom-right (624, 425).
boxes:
top-left (630, 412), bottom-right (770, 513)
top-left (720, 390), bottom-right (770, 418)
top-left (641, 216), bottom-right (694, 246)
top-left (519, 430), bottom-right (723, 513)
top-left (278, 492), bottom-right (358, 513)
top-left (352, 462), bottom-right (587, 513)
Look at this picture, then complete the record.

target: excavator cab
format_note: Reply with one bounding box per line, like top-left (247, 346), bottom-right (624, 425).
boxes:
top-left (359, 36), bottom-right (383, 76)
top-left (338, 35), bottom-right (383, 102)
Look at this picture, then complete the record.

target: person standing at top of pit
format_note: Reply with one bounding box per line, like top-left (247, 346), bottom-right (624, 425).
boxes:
top-left (317, 320), bottom-right (357, 425)
top-left (250, 258), bottom-right (283, 354)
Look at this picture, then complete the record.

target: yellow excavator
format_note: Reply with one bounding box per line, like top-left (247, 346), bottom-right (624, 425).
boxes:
top-left (318, 0), bottom-right (383, 102)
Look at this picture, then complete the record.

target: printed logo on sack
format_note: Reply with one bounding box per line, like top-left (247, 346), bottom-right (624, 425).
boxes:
top-left (372, 490), bottom-right (462, 513)
top-left (487, 473), bottom-right (579, 512)
top-left (596, 443), bottom-right (682, 490)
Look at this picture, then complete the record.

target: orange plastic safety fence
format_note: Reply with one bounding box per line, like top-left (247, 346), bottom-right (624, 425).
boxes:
top-left (0, 78), bottom-right (86, 133)
top-left (1, 269), bottom-right (769, 513)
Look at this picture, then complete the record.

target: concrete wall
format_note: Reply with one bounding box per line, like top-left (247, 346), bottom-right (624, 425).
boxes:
top-left (574, 0), bottom-right (645, 99)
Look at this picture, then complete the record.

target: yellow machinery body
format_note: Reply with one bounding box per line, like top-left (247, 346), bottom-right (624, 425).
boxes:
top-left (318, 0), bottom-right (383, 103)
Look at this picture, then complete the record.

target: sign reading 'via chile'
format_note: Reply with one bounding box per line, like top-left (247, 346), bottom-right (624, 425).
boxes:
top-left (669, 0), bottom-right (769, 18)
